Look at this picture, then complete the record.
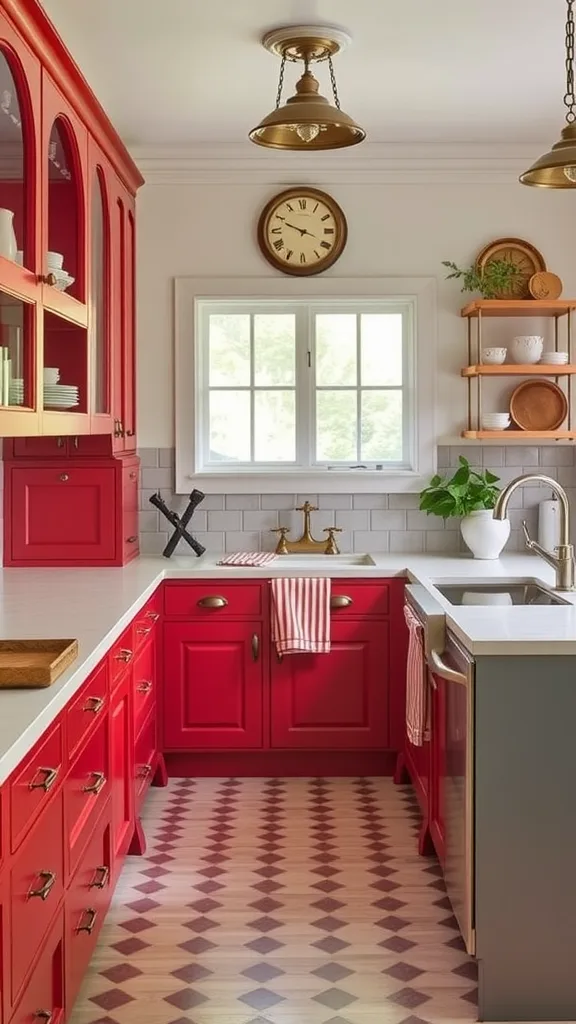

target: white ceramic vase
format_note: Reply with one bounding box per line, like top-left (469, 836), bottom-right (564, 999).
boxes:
top-left (0, 208), bottom-right (16, 261)
top-left (510, 335), bottom-right (543, 364)
top-left (460, 509), bottom-right (510, 560)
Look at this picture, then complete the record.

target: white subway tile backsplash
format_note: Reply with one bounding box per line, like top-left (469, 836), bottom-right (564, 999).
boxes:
top-left (139, 510), bottom-right (160, 532)
top-left (207, 510), bottom-right (242, 532)
top-left (335, 510), bottom-right (370, 531)
top-left (261, 494), bottom-right (297, 510)
top-left (390, 531), bottom-right (425, 553)
top-left (243, 510), bottom-right (279, 532)
top-left (540, 447), bottom-right (574, 466)
top-left (353, 531), bottom-right (389, 553)
top-left (138, 448), bottom-right (159, 468)
top-left (388, 493), bottom-right (420, 510)
top-left (140, 532), bottom-right (169, 555)
top-left (200, 495), bottom-right (225, 510)
top-left (505, 446), bottom-right (539, 467)
top-left (140, 467), bottom-right (174, 490)
top-left (225, 494), bottom-right (261, 510)
top-left (481, 446), bottom-right (504, 467)
top-left (352, 493), bottom-right (388, 509)
top-left (318, 494), bottom-right (353, 509)
top-left (158, 448), bottom-right (175, 468)
top-left (371, 510), bottom-right (406, 531)
top-left (425, 531), bottom-right (460, 553)
top-left (407, 510), bottom-right (444, 531)
top-left (224, 531), bottom-right (261, 552)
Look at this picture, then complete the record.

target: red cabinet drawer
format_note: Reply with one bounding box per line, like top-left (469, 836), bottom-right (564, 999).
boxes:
top-left (65, 714), bottom-right (109, 875)
top-left (164, 582), bottom-right (264, 619)
top-left (9, 911), bottom-right (64, 1024)
top-left (10, 791), bottom-right (64, 1004)
top-left (8, 466), bottom-right (117, 563)
top-left (109, 625), bottom-right (134, 689)
top-left (133, 640), bottom-right (155, 736)
top-left (110, 678), bottom-right (134, 864)
top-left (66, 801), bottom-right (112, 1010)
top-left (67, 662), bottom-right (108, 761)
top-left (328, 582), bottom-right (390, 617)
top-left (134, 710), bottom-right (156, 810)
top-left (10, 724), bottom-right (63, 852)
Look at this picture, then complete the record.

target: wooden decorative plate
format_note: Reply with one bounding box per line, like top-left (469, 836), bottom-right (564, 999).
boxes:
top-left (476, 237), bottom-right (546, 299)
top-left (528, 271), bottom-right (563, 300)
top-left (510, 379), bottom-right (568, 432)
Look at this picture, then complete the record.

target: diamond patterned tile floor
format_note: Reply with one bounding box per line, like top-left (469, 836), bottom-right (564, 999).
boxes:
top-left (69, 778), bottom-right (478, 1024)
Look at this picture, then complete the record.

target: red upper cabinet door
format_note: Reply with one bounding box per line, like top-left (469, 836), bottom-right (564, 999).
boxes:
top-left (271, 619), bottom-right (390, 750)
top-left (110, 183), bottom-right (136, 451)
top-left (87, 142), bottom-right (113, 436)
top-left (163, 621), bottom-right (264, 750)
top-left (122, 202), bottom-right (136, 447)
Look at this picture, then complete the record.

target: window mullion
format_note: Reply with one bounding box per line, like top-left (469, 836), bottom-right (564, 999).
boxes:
top-left (356, 312), bottom-right (361, 462)
top-left (295, 305), bottom-right (311, 468)
top-left (250, 313), bottom-right (255, 462)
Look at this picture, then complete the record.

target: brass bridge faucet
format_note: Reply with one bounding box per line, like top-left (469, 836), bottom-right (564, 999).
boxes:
top-left (272, 501), bottom-right (341, 555)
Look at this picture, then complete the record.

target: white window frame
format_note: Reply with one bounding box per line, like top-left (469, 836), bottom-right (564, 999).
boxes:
top-left (175, 276), bottom-right (437, 494)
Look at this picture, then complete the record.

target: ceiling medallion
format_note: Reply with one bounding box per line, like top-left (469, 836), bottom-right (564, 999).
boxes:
top-left (249, 24), bottom-right (366, 151)
top-left (520, 0), bottom-right (576, 187)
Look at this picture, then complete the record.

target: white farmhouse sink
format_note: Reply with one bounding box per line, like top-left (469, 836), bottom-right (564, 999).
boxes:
top-left (275, 553), bottom-right (375, 567)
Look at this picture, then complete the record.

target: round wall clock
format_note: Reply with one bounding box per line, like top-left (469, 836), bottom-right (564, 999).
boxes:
top-left (475, 237), bottom-right (547, 299)
top-left (257, 187), bottom-right (347, 276)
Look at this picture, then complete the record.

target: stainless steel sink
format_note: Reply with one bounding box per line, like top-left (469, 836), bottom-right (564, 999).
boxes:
top-left (434, 580), bottom-right (571, 606)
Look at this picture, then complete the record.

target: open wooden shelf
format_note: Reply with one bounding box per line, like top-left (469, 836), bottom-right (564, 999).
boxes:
top-left (462, 363), bottom-right (576, 377)
top-left (461, 299), bottom-right (576, 319)
top-left (462, 429), bottom-right (576, 440)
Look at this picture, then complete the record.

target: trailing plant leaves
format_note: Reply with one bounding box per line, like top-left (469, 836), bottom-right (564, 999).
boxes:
top-left (419, 456), bottom-right (501, 519)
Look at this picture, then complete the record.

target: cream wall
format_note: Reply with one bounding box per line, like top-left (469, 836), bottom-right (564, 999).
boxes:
top-left (136, 178), bottom-right (576, 448)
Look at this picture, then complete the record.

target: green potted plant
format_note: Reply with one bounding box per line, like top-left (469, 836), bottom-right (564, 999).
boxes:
top-left (419, 456), bottom-right (510, 559)
top-left (442, 258), bottom-right (523, 299)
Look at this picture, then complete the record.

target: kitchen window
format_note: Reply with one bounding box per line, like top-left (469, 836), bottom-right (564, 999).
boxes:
top-left (175, 277), bottom-right (436, 494)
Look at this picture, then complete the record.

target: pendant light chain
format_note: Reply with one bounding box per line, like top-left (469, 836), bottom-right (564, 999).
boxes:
top-left (328, 55), bottom-right (341, 110)
top-left (564, 0), bottom-right (576, 122)
top-left (275, 55), bottom-right (286, 109)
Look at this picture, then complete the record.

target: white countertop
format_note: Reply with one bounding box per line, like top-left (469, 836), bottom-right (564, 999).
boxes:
top-left (0, 551), bottom-right (574, 784)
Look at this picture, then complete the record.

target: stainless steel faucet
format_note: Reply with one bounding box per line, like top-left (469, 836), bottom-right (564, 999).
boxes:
top-left (493, 473), bottom-right (575, 591)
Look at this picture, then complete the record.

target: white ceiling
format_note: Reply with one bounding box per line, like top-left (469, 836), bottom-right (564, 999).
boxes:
top-left (40, 0), bottom-right (567, 147)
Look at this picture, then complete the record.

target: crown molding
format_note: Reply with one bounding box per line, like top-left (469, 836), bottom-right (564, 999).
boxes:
top-left (129, 141), bottom-right (545, 186)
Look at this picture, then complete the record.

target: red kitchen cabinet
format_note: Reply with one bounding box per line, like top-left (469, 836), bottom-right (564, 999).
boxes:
top-left (9, 911), bottom-right (65, 1024)
top-left (429, 670), bottom-right (447, 867)
top-left (271, 619), bottom-right (389, 749)
top-left (65, 713), bottom-right (109, 875)
top-left (163, 620), bottom-right (264, 750)
top-left (109, 676), bottom-right (134, 867)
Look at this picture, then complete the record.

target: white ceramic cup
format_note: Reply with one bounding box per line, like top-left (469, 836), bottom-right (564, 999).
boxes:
top-left (46, 251), bottom-right (64, 270)
top-left (510, 335), bottom-right (544, 364)
top-left (43, 367), bottom-right (60, 385)
top-left (482, 348), bottom-right (507, 364)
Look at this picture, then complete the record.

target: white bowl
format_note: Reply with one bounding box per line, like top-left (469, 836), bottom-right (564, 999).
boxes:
top-left (43, 367), bottom-right (60, 385)
top-left (541, 351), bottom-right (568, 364)
top-left (510, 335), bottom-right (544, 364)
top-left (46, 251), bottom-right (64, 270)
top-left (482, 347), bottom-right (507, 364)
top-left (481, 416), bottom-right (511, 431)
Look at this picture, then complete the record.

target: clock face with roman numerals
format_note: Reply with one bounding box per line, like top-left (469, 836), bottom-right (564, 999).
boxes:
top-left (257, 187), bottom-right (347, 276)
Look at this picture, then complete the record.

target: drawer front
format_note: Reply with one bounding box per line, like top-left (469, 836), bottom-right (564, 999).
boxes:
top-left (134, 711), bottom-right (156, 809)
top-left (110, 625), bottom-right (135, 688)
top-left (65, 716), bottom-right (109, 874)
top-left (164, 582), bottom-right (264, 619)
top-left (10, 724), bottom-right (64, 852)
top-left (66, 801), bottom-right (112, 1009)
top-left (328, 582), bottom-right (390, 618)
top-left (10, 791), bottom-right (65, 1004)
top-left (133, 640), bottom-right (155, 735)
top-left (10, 911), bottom-right (64, 1024)
top-left (67, 662), bottom-right (108, 761)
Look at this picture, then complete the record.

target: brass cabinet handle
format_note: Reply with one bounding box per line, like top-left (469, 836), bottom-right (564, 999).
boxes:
top-left (89, 865), bottom-right (109, 889)
top-left (34, 1012), bottom-right (53, 1023)
top-left (73, 436), bottom-right (79, 448)
top-left (127, 536), bottom-right (138, 544)
top-left (56, 436), bottom-right (64, 448)
top-left (82, 696), bottom-right (105, 714)
top-left (330, 595), bottom-right (353, 609)
top-left (39, 272), bottom-right (57, 286)
top-left (136, 626), bottom-right (151, 635)
top-left (129, 471), bottom-right (137, 479)
top-left (29, 766), bottom-right (59, 792)
top-left (115, 648), bottom-right (133, 662)
top-left (28, 870), bottom-right (56, 900)
top-left (126, 429), bottom-right (135, 437)
top-left (137, 680), bottom-right (153, 693)
top-left (59, 473), bottom-right (69, 482)
top-left (429, 672), bottom-right (438, 691)
top-left (139, 763), bottom-right (153, 778)
top-left (145, 611), bottom-right (160, 622)
top-left (197, 596), bottom-right (228, 609)
top-left (82, 771), bottom-right (106, 795)
top-left (252, 634), bottom-right (260, 662)
top-left (76, 908), bottom-right (98, 934)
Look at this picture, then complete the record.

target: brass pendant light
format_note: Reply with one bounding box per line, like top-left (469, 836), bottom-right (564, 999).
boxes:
top-left (249, 26), bottom-right (365, 151)
top-left (520, 0), bottom-right (576, 187)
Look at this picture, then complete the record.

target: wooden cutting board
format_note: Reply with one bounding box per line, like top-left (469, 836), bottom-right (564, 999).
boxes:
top-left (0, 639), bottom-right (78, 687)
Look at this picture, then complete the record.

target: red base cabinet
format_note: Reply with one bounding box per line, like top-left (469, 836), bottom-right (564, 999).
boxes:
top-left (109, 675), bottom-right (134, 867)
top-left (429, 670), bottom-right (447, 866)
top-left (271, 619), bottom-right (389, 749)
top-left (10, 912), bottom-right (65, 1024)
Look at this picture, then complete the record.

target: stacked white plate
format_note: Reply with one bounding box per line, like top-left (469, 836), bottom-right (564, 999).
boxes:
top-left (540, 351), bottom-right (569, 365)
top-left (481, 412), bottom-right (511, 431)
top-left (44, 383), bottom-right (79, 409)
top-left (8, 377), bottom-right (24, 406)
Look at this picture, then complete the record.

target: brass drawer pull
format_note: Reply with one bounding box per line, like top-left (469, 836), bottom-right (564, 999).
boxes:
top-left (82, 771), bottom-right (106, 795)
top-left (115, 648), bottom-right (133, 663)
top-left (34, 1012), bottom-right (53, 1023)
top-left (252, 634), bottom-right (260, 662)
top-left (28, 870), bottom-right (56, 900)
top-left (76, 908), bottom-right (98, 934)
top-left (197, 595), bottom-right (228, 609)
top-left (145, 611), bottom-right (160, 622)
top-left (137, 680), bottom-right (153, 693)
top-left (82, 696), bottom-right (105, 714)
top-left (127, 536), bottom-right (138, 544)
top-left (136, 626), bottom-right (151, 636)
top-left (40, 272), bottom-right (57, 286)
top-left (139, 763), bottom-right (153, 778)
top-left (29, 766), bottom-right (59, 792)
top-left (89, 865), bottom-right (109, 889)
top-left (330, 595), bottom-right (353, 609)
top-left (59, 473), bottom-right (69, 482)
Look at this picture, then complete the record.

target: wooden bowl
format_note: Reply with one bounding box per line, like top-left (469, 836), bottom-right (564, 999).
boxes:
top-left (509, 379), bottom-right (568, 432)
top-left (528, 271), bottom-right (563, 300)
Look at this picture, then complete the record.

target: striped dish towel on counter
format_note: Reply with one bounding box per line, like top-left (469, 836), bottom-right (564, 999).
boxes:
top-left (218, 552), bottom-right (278, 567)
top-left (404, 603), bottom-right (429, 746)
top-left (270, 577), bottom-right (331, 656)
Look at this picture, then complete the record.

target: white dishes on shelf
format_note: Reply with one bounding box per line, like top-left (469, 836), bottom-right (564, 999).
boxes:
top-left (510, 335), bottom-right (544, 364)
top-left (46, 251), bottom-right (64, 270)
top-left (44, 382), bottom-right (79, 410)
top-left (481, 347), bottom-right (507, 364)
top-left (45, 252), bottom-right (74, 292)
top-left (541, 351), bottom-right (569, 365)
top-left (8, 377), bottom-right (24, 406)
top-left (481, 413), bottom-right (511, 431)
top-left (43, 367), bottom-right (60, 385)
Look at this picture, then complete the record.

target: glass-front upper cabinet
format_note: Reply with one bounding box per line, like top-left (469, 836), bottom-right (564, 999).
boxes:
top-left (89, 157), bottom-right (112, 428)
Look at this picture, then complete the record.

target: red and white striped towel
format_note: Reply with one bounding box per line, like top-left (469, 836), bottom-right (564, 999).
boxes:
top-left (270, 577), bottom-right (331, 656)
top-left (404, 604), bottom-right (429, 746)
top-left (218, 552), bottom-right (278, 567)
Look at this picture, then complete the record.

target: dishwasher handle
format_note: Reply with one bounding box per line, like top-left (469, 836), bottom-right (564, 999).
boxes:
top-left (429, 648), bottom-right (468, 687)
